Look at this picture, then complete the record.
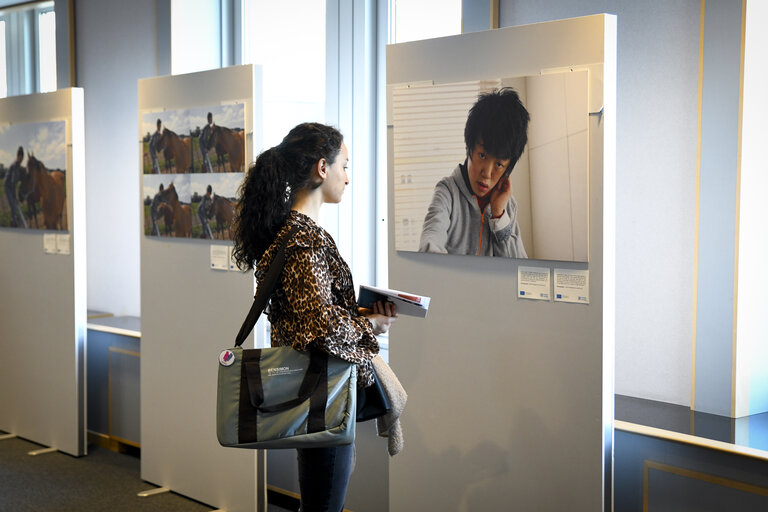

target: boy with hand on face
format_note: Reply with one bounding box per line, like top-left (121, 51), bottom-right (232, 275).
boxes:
top-left (419, 88), bottom-right (529, 258)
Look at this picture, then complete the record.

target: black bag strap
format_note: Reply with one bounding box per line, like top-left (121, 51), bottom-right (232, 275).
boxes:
top-left (234, 225), bottom-right (299, 347)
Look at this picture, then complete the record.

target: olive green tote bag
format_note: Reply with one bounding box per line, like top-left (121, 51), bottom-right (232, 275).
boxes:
top-left (216, 226), bottom-right (356, 449)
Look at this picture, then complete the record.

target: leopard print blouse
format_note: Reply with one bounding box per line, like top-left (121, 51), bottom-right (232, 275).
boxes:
top-left (255, 210), bottom-right (379, 387)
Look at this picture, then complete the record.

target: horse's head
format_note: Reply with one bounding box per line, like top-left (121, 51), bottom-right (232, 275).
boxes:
top-left (26, 153), bottom-right (45, 177)
top-left (158, 181), bottom-right (179, 203)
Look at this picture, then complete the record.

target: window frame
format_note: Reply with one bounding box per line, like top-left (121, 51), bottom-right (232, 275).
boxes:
top-left (0, 0), bottom-right (55, 96)
top-left (36, 2), bottom-right (56, 93)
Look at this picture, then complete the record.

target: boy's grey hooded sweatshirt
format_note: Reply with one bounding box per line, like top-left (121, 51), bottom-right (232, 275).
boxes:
top-left (419, 163), bottom-right (527, 258)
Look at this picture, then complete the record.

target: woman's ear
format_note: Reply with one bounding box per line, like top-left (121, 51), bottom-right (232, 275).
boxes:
top-left (315, 158), bottom-right (328, 180)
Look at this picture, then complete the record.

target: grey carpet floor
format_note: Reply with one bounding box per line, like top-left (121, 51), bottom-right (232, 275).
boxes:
top-left (0, 436), bottom-right (291, 511)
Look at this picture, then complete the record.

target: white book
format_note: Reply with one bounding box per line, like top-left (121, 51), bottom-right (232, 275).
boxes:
top-left (358, 285), bottom-right (431, 318)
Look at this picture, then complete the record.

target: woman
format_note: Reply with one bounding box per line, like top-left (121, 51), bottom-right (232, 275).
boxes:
top-left (232, 123), bottom-right (396, 511)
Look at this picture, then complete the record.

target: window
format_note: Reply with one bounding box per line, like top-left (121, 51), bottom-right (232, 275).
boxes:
top-left (235, 0), bottom-right (460, 300)
top-left (379, 0), bottom-right (461, 282)
top-left (170, 0), bottom-right (221, 75)
top-left (37, 5), bottom-right (56, 92)
top-left (0, 18), bottom-right (6, 98)
top-left (389, 0), bottom-right (461, 44)
top-left (242, 0), bottom-right (326, 147)
top-left (0, 1), bottom-right (56, 96)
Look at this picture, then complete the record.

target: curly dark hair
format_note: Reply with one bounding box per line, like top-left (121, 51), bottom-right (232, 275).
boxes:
top-left (232, 122), bottom-right (344, 270)
top-left (464, 88), bottom-right (530, 171)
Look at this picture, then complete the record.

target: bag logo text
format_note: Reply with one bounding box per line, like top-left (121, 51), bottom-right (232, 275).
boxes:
top-left (267, 366), bottom-right (303, 377)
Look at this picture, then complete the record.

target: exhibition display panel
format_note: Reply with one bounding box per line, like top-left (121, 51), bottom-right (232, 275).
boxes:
top-left (0, 88), bottom-right (87, 457)
top-left (386, 15), bottom-right (616, 510)
top-left (138, 64), bottom-right (263, 512)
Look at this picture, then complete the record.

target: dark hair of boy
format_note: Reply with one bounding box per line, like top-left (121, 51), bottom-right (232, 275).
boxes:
top-left (464, 88), bottom-right (530, 171)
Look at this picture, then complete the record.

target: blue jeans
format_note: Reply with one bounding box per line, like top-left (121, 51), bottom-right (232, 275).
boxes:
top-left (297, 443), bottom-right (354, 512)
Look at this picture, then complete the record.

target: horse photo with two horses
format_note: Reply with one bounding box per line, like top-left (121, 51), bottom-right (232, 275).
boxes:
top-left (0, 120), bottom-right (68, 231)
top-left (141, 104), bottom-right (245, 175)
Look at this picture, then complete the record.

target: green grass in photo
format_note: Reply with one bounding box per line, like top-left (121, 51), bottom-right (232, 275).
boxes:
top-left (190, 138), bottom-right (203, 173)
top-left (144, 204), bottom-right (152, 235)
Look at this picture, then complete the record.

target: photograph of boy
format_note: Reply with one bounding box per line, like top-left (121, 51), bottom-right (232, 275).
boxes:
top-left (419, 88), bottom-right (529, 258)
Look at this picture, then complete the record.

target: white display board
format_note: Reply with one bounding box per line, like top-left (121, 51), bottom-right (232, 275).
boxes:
top-left (139, 65), bottom-right (263, 512)
top-left (0, 89), bottom-right (87, 456)
top-left (386, 15), bottom-right (615, 510)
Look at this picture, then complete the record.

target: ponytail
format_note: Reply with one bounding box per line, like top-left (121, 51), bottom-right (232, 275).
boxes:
top-left (232, 123), bottom-right (343, 270)
top-left (232, 148), bottom-right (289, 269)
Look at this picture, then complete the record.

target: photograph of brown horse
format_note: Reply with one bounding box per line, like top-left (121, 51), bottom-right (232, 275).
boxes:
top-left (212, 126), bottom-right (245, 172)
top-left (26, 154), bottom-right (67, 230)
top-left (158, 182), bottom-right (192, 237)
top-left (159, 129), bottom-right (192, 173)
top-left (207, 194), bottom-right (235, 239)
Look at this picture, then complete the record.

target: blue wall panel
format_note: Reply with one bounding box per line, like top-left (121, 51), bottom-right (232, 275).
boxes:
top-left (616, 430), bottom-right (768, 512)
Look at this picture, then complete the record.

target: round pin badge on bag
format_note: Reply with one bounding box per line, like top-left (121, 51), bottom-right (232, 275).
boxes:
top-left (219, 349), bottom-right (236, 367)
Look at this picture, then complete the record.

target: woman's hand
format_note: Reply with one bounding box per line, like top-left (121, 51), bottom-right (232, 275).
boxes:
top-left (361, 301), bottom-right (398, 335)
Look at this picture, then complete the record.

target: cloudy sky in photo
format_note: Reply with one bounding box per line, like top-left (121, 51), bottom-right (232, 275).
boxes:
top-left (141, 103), bottom-right (245, 138)
top-left (190, 172), bottom-right (244, 199)
top-left (0, 120), bottom-right (66, 170)
top-left (142, 174), bottom-right (191, 203)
